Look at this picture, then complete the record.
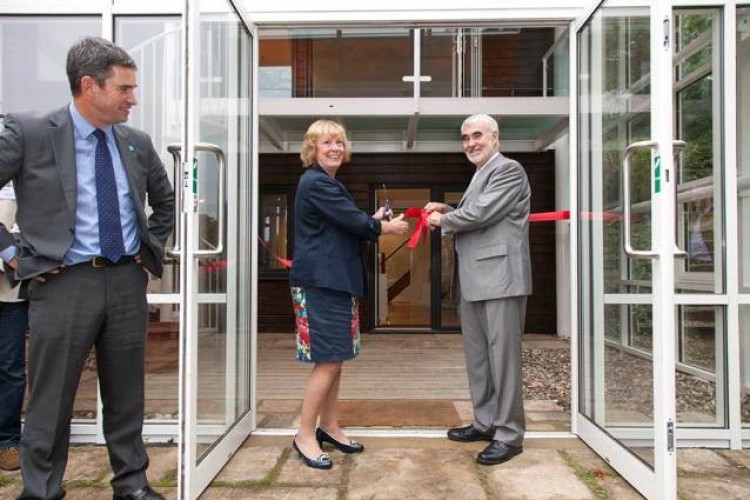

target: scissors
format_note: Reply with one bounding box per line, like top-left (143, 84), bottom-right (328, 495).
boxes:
top-left (382, 183), bottom-right (393, 221)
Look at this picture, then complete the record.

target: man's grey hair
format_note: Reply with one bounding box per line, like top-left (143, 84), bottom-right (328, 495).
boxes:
top-left (66, 37), bottom-right (137, 96)
top-left (461, 114), bottom-right (499, 135)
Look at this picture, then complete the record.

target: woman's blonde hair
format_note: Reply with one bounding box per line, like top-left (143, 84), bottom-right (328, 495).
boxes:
top-left (300, 119), bottom-right (352, 167)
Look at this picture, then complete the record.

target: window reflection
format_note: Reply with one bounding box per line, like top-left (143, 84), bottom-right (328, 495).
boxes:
top-left (259, 193), bottom-right (289, 271)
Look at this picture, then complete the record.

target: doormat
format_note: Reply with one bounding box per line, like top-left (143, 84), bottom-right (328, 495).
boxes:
top-left (337, 400), bottom-right (462, 427)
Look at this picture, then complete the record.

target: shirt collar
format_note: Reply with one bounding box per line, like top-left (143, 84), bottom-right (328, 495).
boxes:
top-left (68, 102), bottom-right (113, 141)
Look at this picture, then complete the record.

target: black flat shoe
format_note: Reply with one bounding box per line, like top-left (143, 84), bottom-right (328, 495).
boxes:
top-left (316, 427), bottom-right (364, 453)
top-left (476, 440), bottom-right (523, 466)
top-left (292, 438), bottom-right (333, 469)
top-left (447, 425), bottom-right (494, 442)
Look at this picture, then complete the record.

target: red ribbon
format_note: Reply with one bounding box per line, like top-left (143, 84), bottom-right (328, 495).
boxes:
top-left (529, 210), bottom-right (570, 222)
top-left (257, 236), bottom-right (293, 269)
top-left (403, 207), bottom-right (430, 248)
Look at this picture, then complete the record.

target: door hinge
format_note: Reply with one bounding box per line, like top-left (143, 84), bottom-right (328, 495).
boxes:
top-left (667, 420), bottom-right (675, 452)
top-left (663, 17), bottom-right (671, 50)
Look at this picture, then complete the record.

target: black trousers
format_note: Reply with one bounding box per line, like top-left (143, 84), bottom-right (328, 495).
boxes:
top-left (19, 261), bottom-right (150, 499)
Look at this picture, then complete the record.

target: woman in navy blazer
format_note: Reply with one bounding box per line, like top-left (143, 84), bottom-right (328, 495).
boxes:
top-left (289, 120), bottom-right (408, 469)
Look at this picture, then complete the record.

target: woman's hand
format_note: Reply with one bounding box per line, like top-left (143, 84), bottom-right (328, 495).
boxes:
top-left (381, 213), bottom-right (409, 235)
top-left (372, 206), bottom-right (386, 221)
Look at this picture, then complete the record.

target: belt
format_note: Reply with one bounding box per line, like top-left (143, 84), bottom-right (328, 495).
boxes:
top-left (87, 255), bottom-right (136, 268)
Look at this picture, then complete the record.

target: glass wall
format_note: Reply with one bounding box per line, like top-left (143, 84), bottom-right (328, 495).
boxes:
top-left (738, 6), bottom-right (750, 428)
top-left (259, 28), bottom-right (414, 97)
top-left (115, 17), bottom-right (182, 422)
top-left (0, 17), bottom-right (100, 114)
top-left (259, 27), bottom-right (559, 98)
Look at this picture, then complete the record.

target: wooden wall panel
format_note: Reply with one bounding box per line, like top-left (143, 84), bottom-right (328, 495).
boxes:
top-left (259, 151), bottom-right (557, 335)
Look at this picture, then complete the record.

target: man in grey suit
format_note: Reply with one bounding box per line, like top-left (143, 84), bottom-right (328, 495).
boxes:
top-left (426, 114), bottom-right (531, 466)
top-left (0, 37), bottom-right (174, 499)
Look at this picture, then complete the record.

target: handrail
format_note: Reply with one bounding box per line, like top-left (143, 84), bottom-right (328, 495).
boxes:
top-left (383, 237), bottom-right (411, 263)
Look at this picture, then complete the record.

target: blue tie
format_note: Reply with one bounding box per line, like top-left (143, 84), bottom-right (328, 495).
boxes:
top-left (93, 129), bottom-right (125, 263)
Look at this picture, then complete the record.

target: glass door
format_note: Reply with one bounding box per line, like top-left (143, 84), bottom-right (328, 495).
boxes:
top-left (178, 0), bottom-right (256, 498)
top-left (576, 1), bottom-right (680, 499)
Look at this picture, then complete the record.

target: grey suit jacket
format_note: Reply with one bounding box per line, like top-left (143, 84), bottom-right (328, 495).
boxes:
top-left (441, 152), bottom-right (532, 302)
top-left (0, 106), bottom-right (174, 279)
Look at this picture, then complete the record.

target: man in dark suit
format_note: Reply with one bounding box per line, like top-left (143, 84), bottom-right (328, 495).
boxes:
top-left (0, 37), bottom-right (174, 499)
top-left (426, 114), bottom-right (531, 466)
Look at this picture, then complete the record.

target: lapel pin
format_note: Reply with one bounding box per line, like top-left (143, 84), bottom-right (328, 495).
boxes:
top-left (128, 144), bottom-right (135, 152)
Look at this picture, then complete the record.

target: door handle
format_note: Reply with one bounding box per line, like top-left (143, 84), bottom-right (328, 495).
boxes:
top-left (166, 142), bottom-right (226, 257)
top-left (622, 140), bottom-right (659, 259)
top-left (166, 144), bottom-right (183, 256)
top-left (621, 140), bottom-right (689, 260)
top-left (671, 140), bottom-right (688, 259)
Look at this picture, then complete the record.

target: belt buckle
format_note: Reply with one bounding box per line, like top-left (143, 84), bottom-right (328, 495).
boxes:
top-left (92, 256), bottom-right (107, 268)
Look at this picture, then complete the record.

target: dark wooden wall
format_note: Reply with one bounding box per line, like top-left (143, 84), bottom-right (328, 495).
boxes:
top-left (258, 151), bottom-right (557, 335)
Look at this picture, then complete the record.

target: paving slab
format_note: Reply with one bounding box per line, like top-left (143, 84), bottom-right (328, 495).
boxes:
top-left (199, 486), bottom-right (338, 499)
top-left (677, 449), bottom-right (736, 475)
top-left (215, 447), bottom-right (285, 483)
top-left (524, 400), bottom-right (565, 412)
top-left (718, 449), bottom-right (750, 471)
top-left (64, 446), bottom-right (110, 482)
top-left (0, 481), bottom-right (23, 500)
top-left (677, 475), bottom-right (750, 500)
top-left (277, 449), bottom-right (345, 486)
top-left (146, 446), bottom-right (178, 485)
top-left (483, 449), bottom-right (595, 500)
top-left (347, 448), bottom-right (487, 500)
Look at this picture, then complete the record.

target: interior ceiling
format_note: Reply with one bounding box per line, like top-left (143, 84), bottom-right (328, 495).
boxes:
top-left (259, 113), bottom-right (569, 154)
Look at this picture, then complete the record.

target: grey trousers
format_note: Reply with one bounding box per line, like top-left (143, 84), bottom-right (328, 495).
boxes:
top-left (19, 261), bottom-right (150, 499)
top-left (460, 295), bottom-right (527, 447)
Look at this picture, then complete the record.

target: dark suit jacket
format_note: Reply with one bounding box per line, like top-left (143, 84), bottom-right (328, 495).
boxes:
top-left (0, 106), bottom-right (174, 279)
top-left (289, 165), bottom-right (381, 298)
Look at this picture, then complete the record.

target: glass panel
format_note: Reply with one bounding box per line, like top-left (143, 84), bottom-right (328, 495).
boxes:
top-left (578, 2), bottom-right (656, 469)
top-left (739, 7), bottom-right (750, 428)
top-left (0, 17), bottom-right (100, 114)
top-left (676, 305), bottom-right (721, 425)
top-left (259, 193), bottom-right (289, 271)
top-left (194, 2), bottom-right (253, 463)
top-left (674, 10), bottom-right (723, 295)
top-left (420, 28), bottom-right (456, 97)
top-left (441, 192), bottom-right (463, 328)
top-left (144, 306), bottom-right (180, 419)
top-left (476, 27), bottom-right (555, 97)
top-left (115, 17), bottom-right (182, 295)
top-left (738, 7), bottom-right (750, 295)
top-left (375, 188), bottom-right (430, 327)
top-left (544, 33), bottom-right (570, 97)
top-left (740, 306), bottom-right (750, 426)
top-left (259, 28), bottom-right (413, 97)
top-left (604, 304), bottom-right (653, 427)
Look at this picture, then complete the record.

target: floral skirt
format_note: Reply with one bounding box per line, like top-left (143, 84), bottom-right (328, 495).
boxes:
top-left (291, 286), bottom-right (361, 363)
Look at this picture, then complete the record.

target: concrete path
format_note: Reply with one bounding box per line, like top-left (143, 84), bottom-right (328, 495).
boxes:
top-left (2, 436), bottom-right (750, 499)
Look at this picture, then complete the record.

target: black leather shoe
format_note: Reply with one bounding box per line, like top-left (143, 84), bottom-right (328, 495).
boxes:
top-left (476, 440), bottom-right (523, 466)
top-left (292, 438), bottom-right (333, 469)
top-left (113, 486), bottom-right (165, 500)
top-left (447, 425), bottom-right (494, 442)
top-left (316, 427), bottom-right (364, 454)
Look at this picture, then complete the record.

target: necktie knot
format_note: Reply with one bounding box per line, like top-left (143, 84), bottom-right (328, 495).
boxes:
top-left (93, 128), bottom-right (106, 142)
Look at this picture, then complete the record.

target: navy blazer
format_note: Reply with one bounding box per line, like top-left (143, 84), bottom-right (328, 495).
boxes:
top-left (289, 165), bottom-right (381, 297)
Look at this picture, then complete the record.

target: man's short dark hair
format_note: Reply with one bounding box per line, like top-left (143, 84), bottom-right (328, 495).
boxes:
top-left (66, 37), bottom-right (137, 96)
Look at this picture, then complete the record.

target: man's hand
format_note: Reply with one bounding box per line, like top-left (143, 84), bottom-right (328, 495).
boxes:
top-left (427, 211), bottom-right (443, 229)
top-left (424, 202), bottom-right (448, 214)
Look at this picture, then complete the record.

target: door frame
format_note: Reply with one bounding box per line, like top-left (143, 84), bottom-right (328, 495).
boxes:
top-left (572, 1), bottom-right (679, 499)
top-left (177, 0), bottom-right (258, 497)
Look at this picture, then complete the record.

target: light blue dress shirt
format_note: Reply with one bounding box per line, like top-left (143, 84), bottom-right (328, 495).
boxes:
top-left (65, 103), bottom-right (140, 264)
